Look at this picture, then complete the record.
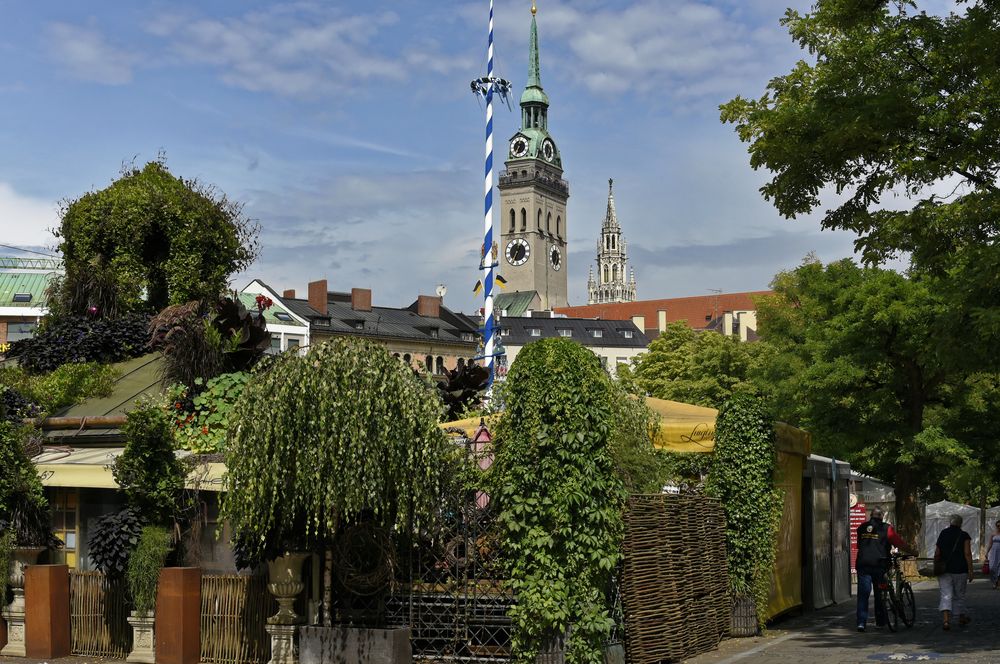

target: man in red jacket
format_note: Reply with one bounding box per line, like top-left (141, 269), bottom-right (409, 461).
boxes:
top-left (856, 507), bottom-right (911, 631)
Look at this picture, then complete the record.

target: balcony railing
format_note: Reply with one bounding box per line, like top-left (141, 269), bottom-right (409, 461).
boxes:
top-left (498, 170), bottom-right (570, 196)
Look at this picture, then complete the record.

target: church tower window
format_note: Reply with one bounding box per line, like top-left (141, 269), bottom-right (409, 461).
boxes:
top-left (509, 209), bottom-right (516, 233)
top-left (556, 216), bottom-right (561, 237)
top-left (521, 208), bottom-right (527, 231)
top-left (537, 209), bottom-right (542, 229)
top-left (546, 212), bottom-right (552, 233)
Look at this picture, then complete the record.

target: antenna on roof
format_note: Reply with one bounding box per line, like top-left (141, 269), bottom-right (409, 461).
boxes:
top-left (707, 288), bottom-right (722, 323)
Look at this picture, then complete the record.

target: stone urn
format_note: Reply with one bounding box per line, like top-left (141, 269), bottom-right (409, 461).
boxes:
top-left (126, 611), bottom-right (156, 663)
top-left (1, 546), bottom-right (46, 657)
top-left (266, 552), bottom-right (309, 664)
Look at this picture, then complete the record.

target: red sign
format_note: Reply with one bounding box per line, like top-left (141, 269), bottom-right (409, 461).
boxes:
top-left (850, 502), bottom-right (867, 573)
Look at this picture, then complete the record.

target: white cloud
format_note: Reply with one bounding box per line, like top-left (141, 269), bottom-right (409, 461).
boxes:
top-left (46, 22), bottom-right (138, 85)
top-left (0, 183), bottom-right (59, 248)
top-left (146, 7), bottom-right (406, 97)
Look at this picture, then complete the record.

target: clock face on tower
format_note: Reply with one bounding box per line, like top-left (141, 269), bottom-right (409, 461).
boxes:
top-left (542, 139), bottom-right (555, 162)
top-left (549, 246), bottom-right (562, 270)
top-left (510, 136), bottom-right (529, 159)
top-left (505, 238), bottom-right (530, 266)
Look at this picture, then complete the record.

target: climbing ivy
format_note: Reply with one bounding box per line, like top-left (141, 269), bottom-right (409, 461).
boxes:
top-left (705, 394), bottom-right (782, 628)
top-left (221, 337), bottom-right (455, 564)
top-left (492, 339), bottom-right (625, 664)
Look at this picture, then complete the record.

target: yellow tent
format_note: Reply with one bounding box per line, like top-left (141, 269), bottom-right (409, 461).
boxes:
top-left (441, 398), bottom-right (812, 622)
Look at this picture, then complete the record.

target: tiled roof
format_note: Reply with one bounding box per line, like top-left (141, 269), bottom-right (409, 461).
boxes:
top-left (554, 291), bottom-right (772, 337)
top-left (0, 270), bottom-right (57, 307)
top-left (285, 296), bottom-right (479, 347)
top-left (500, 316), bottom-right (648, 349)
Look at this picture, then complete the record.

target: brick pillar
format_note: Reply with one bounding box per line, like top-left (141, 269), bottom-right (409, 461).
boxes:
top-left (25, 564), bottom-right (71, 659)
top-left (155, 567), bottom-right (201, 664)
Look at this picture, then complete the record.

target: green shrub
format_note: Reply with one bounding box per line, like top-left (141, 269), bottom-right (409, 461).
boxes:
top-left (608, 387), bottom-right (664, 493)
top-left (705, 394), bottom-right (782, 628)
top-left (0, 421), bottom-right (46, 520)
top-left (127, 526), bottom-right (172, 616)
top-left (113, 401), bottom-right (186, 525)
top-left (0, 528), bottom-right (15, 603)
top-left (168, 372), bottom-right (249, 453)
top-left (1, 362), bottom-right (119, 417)
top-left (492, 339), bottom-right (625, 664)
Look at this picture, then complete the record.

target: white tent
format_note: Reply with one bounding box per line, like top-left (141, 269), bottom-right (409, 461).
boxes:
top-left (923, 501), bottom-right (981, 560)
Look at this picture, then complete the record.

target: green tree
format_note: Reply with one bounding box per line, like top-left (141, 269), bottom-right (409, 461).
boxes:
top-left (54, 159), bottom-right (259, 317)
top-left (492, 339), bottom-right (626, 664)
top-left (754, 257), bottom-right (962, 542)
top-left (720, 0), bottom-right (1000, 368)
top-left (626, 321), bottom-right (759, 408)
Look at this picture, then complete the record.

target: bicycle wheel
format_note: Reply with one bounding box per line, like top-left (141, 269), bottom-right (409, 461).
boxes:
top-left (899, 582), bottom-right (916, 627)
top-left (881, 586), bottom-right (899, 632)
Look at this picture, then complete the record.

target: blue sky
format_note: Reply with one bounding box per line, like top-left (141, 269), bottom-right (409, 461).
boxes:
top-left (0, 0), bottom-right (943, 311)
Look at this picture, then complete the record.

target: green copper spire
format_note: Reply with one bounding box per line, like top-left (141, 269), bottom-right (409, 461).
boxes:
top-left (521, 2), bottom-right (549, 106)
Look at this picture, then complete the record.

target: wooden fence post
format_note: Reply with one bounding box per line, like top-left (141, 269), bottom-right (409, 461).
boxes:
top-left (156, 567), bottom-right (201, 664)
top-left (25, 564), bottom-right (71, 658)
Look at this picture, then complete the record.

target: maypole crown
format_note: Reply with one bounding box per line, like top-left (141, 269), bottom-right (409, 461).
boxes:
top-left (531, 0), bottom-right (537, 15)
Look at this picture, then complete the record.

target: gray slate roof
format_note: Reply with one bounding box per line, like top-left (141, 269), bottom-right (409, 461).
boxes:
top-left (285, 294), bottom-right (480, 347)
top-left (499, 316), bottom-right (649, 348)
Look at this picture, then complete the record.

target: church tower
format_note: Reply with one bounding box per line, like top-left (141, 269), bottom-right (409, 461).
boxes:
top-left (497, 3), bottom-right (569, 310)
top-left (587, 179), bottom-right (637, 304)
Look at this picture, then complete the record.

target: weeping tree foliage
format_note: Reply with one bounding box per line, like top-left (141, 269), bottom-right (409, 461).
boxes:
top-left (492, 339), bottom-right (627, 664)
top-left (221, 337), bottom-right (455, 564)
top-left (705, 394), bottom-right (781, 629)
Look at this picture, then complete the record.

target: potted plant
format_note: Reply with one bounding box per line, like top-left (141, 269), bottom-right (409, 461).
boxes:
top-left (125, 526), bottom-right (172, 663)
top-left (222, 338), bottom-right (457, 664)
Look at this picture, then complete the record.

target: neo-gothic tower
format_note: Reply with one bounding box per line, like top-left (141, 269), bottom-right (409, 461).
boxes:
top-left (588, 179), bottom-right (637, 304)
top-left (497, 4), bottom-right (569, 310)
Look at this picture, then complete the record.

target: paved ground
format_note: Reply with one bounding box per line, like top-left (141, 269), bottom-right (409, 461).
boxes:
top-left (689, 577), bottom-right (1000, 663)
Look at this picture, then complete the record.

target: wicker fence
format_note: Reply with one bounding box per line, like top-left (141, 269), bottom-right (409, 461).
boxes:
top-left (69, 570), bottom-right (132, 659)
top-left (200, 574), bottom-right (275, 664)
top-left (621, 494), bottom-right (730, 664)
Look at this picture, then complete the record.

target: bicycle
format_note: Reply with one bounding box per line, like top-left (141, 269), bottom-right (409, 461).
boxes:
top-left (878, 552), bottom-right (917, 631)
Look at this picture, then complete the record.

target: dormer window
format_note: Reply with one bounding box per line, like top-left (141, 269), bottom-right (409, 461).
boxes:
top-left (461, 332), bottom-right (476, 342)
top-left (622, 330), bottom-right (633, 339)
top-left (557, 328), bottom-right (572, 338)
top-left (590, 329), bottom-right (603, 339)
top-left (528, 328), bottom-right (541, 337)
top-left (354, 321), bottom-right (365, 330)
top-left (429, 328), bottom-right (439, 339)
top-left (274, 312), bottom-right (292, 322)
top-left (12, 293), bottom-right (31, 303)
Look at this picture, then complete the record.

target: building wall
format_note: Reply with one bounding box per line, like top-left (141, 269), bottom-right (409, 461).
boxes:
top-left (503, 342), bottom-right (644, 378)
top-left (311, 330), bottom-right (477, 376)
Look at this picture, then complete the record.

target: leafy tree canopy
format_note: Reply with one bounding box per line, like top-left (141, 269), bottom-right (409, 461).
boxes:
top-left (754, 257), bottom-right (963, 541)
top-left (721, 0), bottom-right (1000, 363)
top-left (54, 159), bottom-right (259, 317)
top-left (623, 321), bottom-right (760, 408)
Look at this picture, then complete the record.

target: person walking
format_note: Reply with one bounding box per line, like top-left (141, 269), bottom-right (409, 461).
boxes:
top-left (856, 507), bottom-right (910, 632)
top-left (985, 520), bottom-right (1000, 589)
top-left (935, 514), bottom-right (974, 630)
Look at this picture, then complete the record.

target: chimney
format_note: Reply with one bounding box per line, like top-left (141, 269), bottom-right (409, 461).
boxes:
top-left (351, 288), bottom-right (372, 312)
top-left (417, 295), bottom-right (441, 319)
top-left (657, 310), bottom-right (667, 332)
top-left (308, 280), bottom-right (328, 315)
top-left (283, 289), bottom-right (296, 299)
top-left (632, 315), bottom-right (646, 332)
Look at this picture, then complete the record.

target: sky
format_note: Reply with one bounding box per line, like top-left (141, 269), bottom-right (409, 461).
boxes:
top-left (0, 0), bottom-right (950, 312)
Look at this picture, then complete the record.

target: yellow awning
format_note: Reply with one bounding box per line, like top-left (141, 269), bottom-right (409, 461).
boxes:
top-left (35, 448), bottom-right (226, 492)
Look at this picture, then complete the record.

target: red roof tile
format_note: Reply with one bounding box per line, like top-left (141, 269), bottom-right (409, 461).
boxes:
top-left (554, 291), bottom-right (772, 337)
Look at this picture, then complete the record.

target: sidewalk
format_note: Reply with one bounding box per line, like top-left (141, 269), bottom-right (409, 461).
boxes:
top-left (688, 577), bottom-right (1000, 663)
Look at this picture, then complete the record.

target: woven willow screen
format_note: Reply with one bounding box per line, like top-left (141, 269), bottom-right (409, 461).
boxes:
top-left (621, 494), bottom-right (730, 664)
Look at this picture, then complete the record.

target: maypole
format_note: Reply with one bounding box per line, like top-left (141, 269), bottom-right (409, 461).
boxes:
top-left (471, 0), bottom-right (511, 390)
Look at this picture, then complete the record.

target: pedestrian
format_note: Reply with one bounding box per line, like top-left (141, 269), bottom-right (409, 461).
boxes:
top-left (935, 513), bottom-right (974, 630)
top-left (986, 519), bottom-right (1000, 589)
top-left (855, 507), bottom-right (910, 632)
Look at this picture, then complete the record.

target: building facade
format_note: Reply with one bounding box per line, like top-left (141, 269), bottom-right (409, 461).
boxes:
top-left (497, 6), bottom-right (569, 310)
top-left (498, 315), bottom-right (648, 379)
top-left (0, 257), bottom-right (60, 350)
top-left (242, 280), bottom-right (480, 376)
top-left (555, 290), bottom-right (771, 342)
top-left (587, 179), bottom-right (637, 304)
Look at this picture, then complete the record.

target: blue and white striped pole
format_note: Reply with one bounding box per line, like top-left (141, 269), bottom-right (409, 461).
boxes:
top-left (482, 0), bottom-right (497, 389)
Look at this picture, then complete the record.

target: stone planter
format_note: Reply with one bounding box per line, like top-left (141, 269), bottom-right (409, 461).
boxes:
top-left (126, 611), bottom-right (156, 663)
top-left (0, 546), bottom-right (45, 657)
top-left (299, 625), bottom-right (411, 664)
top-left (266, 552), bottom-right (309, 664)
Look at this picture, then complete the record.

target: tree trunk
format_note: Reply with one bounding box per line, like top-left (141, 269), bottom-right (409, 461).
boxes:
top-left (894, 464), bottom-right (922, 547)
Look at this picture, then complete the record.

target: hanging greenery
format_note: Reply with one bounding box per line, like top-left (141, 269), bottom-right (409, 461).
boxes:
top-left (492, 339), bottom-right (626, 664)
top-left (221, 337), bottom-right (456, 565)
top-left (705, 394), bottom-right (782, 629)
top-left (168, 372), bottom-right (249, 454)
top-left (0, 421), bottom-right (47, 522)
